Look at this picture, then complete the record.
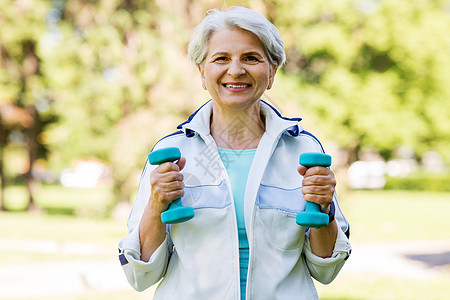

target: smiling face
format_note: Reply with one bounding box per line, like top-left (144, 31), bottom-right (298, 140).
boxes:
top-left (198, 28), bottom-right (277, 110)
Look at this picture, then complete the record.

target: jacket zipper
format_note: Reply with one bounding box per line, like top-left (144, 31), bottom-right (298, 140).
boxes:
top-left (202, 134), bottom-right (242, 299)
top-left (245, 130), bottom-right (288, 300)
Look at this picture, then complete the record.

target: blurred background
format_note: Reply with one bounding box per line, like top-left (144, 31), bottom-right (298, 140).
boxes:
top-left (1, 0), bottom-right (449, 299)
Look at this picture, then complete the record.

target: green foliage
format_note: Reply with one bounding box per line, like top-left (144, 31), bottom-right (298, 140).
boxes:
top-left (269, 0), bottom-right (450, 163)
top-left (41, 0), bottom-right (220, 203)
top-left (3, 0), bottom-right (450, 209)
top-left (385, 172), bottom-right (450, 192)
top-left (0, 0), bottom-right (51, 106)
top-left (0, 0), bottom-right (57, 210)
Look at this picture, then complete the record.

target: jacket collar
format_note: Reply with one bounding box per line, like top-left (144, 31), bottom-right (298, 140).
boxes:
top-left (177, 99), bottom-right (303, 138)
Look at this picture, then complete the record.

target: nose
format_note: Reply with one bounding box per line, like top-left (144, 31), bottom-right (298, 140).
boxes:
top-left (227, 59), bottom-right (245, 78)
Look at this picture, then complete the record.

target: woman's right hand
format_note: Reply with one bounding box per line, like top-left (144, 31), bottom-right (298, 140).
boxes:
top-left (139, 156), bottom-right (186, 262)
top-left (149, 157), bottom-right (187, 214)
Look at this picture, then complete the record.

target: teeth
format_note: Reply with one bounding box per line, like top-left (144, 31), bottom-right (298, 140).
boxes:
top-left (225, 84), bottom-right (248, 88)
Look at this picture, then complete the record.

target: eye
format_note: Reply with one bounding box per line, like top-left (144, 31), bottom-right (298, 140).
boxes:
top-left (213, 56), bottom-right (228, 62)
top-left (245, 55), bottom-right (261, 63)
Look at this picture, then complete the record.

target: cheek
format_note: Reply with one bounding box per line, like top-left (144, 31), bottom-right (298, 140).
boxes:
top-left (204, 65), bottom-right (225, 79)
top-left (256, 73), bottom-right (270, 87)
top-left (256, 67), bottom-right (272, 82)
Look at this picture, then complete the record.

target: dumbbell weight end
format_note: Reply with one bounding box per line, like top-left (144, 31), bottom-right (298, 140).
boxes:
top-left (160, 199), bottom-right (195, 224)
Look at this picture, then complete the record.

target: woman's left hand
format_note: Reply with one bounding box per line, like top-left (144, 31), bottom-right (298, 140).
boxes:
top-left (297, 165), bottom-right (336, 212)
top-left (298, 165), bottom-right (338, 258)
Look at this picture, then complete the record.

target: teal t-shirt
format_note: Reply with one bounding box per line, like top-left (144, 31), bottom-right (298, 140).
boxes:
top-left (218, 147), bottom-right (256, 300)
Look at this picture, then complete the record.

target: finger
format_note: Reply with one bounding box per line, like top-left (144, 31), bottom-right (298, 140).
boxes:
top-left (152, 190), bottom-right (184, 207)
top-left (297, 165), bottom-right (307, 176)
top-left (151, 170), bottom-right (183, 185)
top-left (303, 194), bottom-right (333, 210)
top-left (302, 184), bottom-right (334, 195)
top-left (303, 166), bottom-right (331, 177)
top-left (156, 162), bottom-right (182, 173)
top-left (162, 180), bottom-right (185, 192)
top-left (177, 157), bottom-right (186, 171)
top-left (302, 174), bottom-right (336, 187)
top-left (157, 171), bottom-right (184, 183)
top-left (150, 173), bottom-right (184, 193)
top-left (152, 186), bottom-right (185, 203)
top-left (163, 189), bottom-right (185, 201)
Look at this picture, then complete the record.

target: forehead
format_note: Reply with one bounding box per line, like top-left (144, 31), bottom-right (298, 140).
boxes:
top-left (207, 28), bottom-right (266, 55)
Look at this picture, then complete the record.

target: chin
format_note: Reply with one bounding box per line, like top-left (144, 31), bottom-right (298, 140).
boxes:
top-left (217, 93), bottom-right (262, 106)
top-left (219, 97), bottom-right (259, 108)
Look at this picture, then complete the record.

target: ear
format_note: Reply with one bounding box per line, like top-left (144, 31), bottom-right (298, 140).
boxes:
top-left (268, 65), bottom-right (278, 87)
top-left (198, 64), bottom-right (206, 86)
top-left (198, 64), bottom-right (205, 79)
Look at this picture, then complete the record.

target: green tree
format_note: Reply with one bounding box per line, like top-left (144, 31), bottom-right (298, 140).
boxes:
top-left (43, 0), bottom-right (223, 206)
top-left (264, 0), bottom-right (450, 164)
top-left (35, 0), bottom-right (450, 214)
top-left (0, 0), bottom-right (53, 210)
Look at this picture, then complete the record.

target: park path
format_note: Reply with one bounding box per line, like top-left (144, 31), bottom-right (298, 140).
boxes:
top-left (344, 239), bottom-right (450, 280)
top-left (0, 238), bottom-right (132, 299)
top-left (0, 238), bottom-right (449, 299)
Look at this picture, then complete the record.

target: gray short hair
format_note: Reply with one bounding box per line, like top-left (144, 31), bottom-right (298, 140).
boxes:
top-left (188, 6), bottom-right (286, 67)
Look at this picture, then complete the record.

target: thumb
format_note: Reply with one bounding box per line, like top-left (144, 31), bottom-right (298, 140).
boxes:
top-left (297, 165), bottom-right (308, 177)
top-left (176, 156), bottom-right (187, 171)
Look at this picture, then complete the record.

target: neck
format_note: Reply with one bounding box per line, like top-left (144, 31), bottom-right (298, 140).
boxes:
top-left (210, 101), bottom-right (265, 149)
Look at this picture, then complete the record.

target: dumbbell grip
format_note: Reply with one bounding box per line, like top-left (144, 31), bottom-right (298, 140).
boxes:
top-left (148, 147), bottom-right (194, 224)
top-left (166, 198), bottom-right (183, 210)
top-left (300, 152), bottom-right (331, 214)
top-left (296, 152), bottom-right (332, 228)
top-left (304, 201), bottom-right (322, 214)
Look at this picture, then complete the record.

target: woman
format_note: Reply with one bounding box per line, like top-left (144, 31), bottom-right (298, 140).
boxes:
top-left (119, 6), bottom-right (351, 299)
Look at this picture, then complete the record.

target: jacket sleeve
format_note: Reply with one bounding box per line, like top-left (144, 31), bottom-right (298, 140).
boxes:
top-left (302, 194), bottom-right (352, 284)
top-left (117, 160), bottom-right (172, 292)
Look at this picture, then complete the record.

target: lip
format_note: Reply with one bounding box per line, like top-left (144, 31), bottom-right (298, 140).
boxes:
top-left (222, 82), bottom-right (252, 91)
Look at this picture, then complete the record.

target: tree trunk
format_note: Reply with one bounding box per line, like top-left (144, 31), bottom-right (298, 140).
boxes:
top-left (21, 41), bottom-right (40, 211)
top-left (0, 143), bottom-right (5, 211)
top-left (0, 120), bottom-right (6, 211)
top-left (24, 105), bottom-right (38, 211)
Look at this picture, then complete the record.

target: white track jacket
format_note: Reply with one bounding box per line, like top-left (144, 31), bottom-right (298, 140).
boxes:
top-left (118, 100), bottom-right (352, 299)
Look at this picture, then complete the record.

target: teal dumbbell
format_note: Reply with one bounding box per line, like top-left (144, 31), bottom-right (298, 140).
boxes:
top-left (296, 152), bottom-right (332, 229)
top-left (148, 147), bottom-right (194, 224)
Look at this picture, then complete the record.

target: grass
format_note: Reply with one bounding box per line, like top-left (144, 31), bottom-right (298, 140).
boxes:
top-left (1, 185), bottom-right (450, 299)
top-left (316, 190), bottom-right (450, 300)
top-left (316, 274), bottom-right (450, 300)
top-left (17, 289), bottom-right (157, 300)
top-left (0, 211), bottom-right (125, 242)
top-left (337, 190), bottom-right (450, 242)
top-left (0, 184), bottom-right (128, 266)
top-left (3, 184), bottom-right (112, 216)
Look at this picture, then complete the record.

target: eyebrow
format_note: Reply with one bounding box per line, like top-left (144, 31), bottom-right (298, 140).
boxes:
top-left (243, 51), bottom-right (265, 57)
top-left (210, 51), bottom-right (229, 57)
top-left (210, 50), bottom-right (265, 58)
